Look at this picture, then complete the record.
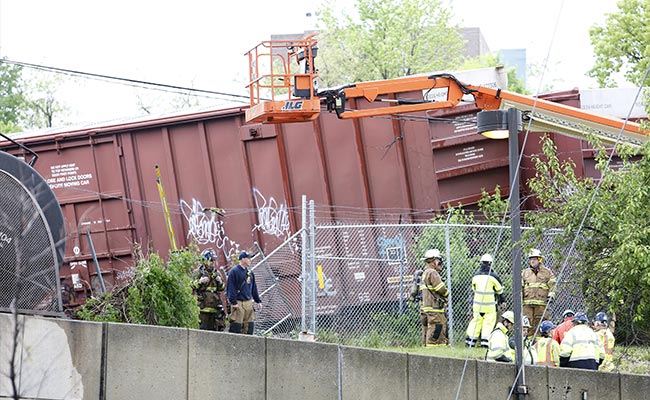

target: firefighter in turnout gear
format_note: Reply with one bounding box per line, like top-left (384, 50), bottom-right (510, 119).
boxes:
top-left (522, 249), bottom-right (556, 335)
top-left (535, 320), bottom-right (560, 367)
top-left (192, 249), bottom-right (227, 331)
top-left (466, 254), bottom-right (506, 347)
top-left (418, 249), bottom-right (449, 346)
top-left (559, 312), bottom-right (605, 370)
top-left (487, 311), bottom-right (514, 362)
top-left (593, 312), bottom-right (615, 371)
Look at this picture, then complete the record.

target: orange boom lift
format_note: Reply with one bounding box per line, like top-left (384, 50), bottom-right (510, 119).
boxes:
top-left (245, 36), bottom-right (648, 147)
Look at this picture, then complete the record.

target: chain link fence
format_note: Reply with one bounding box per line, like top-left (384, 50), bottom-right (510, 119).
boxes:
top-left (252, 202), bottom-right (585, 348)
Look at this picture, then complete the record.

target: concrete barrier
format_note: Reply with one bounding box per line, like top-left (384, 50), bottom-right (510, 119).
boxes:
top-left (266, 338), bottom-right (339, 400)
top-left (341, 346), bottom-right (407, 399)
top-left (476, 360), bottom-right (516, 400)
top-left (104, 322), bottom-right (188, 400)
top-left (548, 367), bottom-right (619, 400)
top-left (620, 372), bottom-right (650, 399)
top-left (4, 314), bottom-right (650, 400)
top-left (0, 314), bottom-right (102, 400)
top-left (524, 365), bottom-right (549, 400)
top-left (408, 354), bottom-right (477, 400)
top-left (188, 330), bottom-right (266, 400)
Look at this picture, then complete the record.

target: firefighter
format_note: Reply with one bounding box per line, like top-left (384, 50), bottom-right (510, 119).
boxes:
top-left (487, 310), bottom-right (514, 362)
top-left (535, 320), bottom-right (560, 367)
top-left (593, 312), bottom-right (615, 371)
top-left (191, 249), bottom-right (227, 331)
top-left (522, 249), bottom-right (556, 336)
top-left (466, 254), bottom-right (507, 347)
top-left (559, 312), bottom-right (604, 370)
top-left (418, 249), bottom-right (449, 346)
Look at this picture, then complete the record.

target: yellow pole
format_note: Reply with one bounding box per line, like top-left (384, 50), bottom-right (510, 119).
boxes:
top-left (155, 164), bottom-right (177, 251)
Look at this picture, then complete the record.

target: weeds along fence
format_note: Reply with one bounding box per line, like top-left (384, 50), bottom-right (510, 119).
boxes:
top-left (253, 203), bottom-right (585, 346)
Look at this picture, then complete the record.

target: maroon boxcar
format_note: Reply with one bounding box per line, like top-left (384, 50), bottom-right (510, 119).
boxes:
top-left (0, 88), bottom-right (601, 309)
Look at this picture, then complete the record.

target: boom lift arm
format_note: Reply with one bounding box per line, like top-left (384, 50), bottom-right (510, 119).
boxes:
top-left (245, 37), bottom-right (648, 147)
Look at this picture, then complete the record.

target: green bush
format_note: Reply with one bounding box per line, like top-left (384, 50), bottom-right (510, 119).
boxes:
top-left (77, 245), bottom-right (200, 329)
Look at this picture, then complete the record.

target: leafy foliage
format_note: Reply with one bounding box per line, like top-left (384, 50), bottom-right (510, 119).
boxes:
top-left (77, 245), bottom-right (200, 328)
top-left (588, 0), bottom-right (650, 87)
top-left (0, 62), bottom-right (27, 133)
top-left (316, 0), bottom-right (465, 87)
top-left (525, 135), bottom-right (650, 344)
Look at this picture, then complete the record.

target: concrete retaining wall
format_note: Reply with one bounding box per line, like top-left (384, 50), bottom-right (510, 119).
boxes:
top-left (1, 314), bottom-right (649, 400)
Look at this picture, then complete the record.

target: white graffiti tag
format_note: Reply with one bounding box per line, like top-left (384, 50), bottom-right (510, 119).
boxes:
top-left (252, 188), bottom-right (291, 239)
top-left (180, 198), bottom-right (240, 259)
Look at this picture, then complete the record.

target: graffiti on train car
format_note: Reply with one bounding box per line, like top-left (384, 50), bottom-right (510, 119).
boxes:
top-left (252, 188), bottom-right (290, 240)
top-left (180, 198), bottom-right (240, 259)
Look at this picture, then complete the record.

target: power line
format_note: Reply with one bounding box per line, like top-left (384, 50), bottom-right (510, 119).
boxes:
top-left (0, 58), bottom-right (251, 103)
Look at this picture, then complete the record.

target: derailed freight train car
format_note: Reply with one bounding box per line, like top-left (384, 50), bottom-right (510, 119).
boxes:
top-left (0, 83), bottom-right (596, 321)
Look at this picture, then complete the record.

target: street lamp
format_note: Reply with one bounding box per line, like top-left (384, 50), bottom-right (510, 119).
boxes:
top-left (477, 108), bottom-right (527, 398)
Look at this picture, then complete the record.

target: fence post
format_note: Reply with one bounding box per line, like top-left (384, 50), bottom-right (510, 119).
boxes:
top-left (309, 200), bottom-right (317, 334)
top-left (445, 212), bottom-right (454, 345)
top-left (301, 195), bottom-right (307, 333)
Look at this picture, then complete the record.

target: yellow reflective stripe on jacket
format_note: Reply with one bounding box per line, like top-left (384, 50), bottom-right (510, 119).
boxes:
top-left (200, 307), bottom-right (218, 313)
top-left (523, 299), bottom-right (548, 306)
top-left (421, 306), bottom-right (445, 313)
top-left (432, 282), bottom-right (445, 292)
top-left (525, 282), bottom-right (550, 289)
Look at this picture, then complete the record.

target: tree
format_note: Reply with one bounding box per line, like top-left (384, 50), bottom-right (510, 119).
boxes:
top-left (316, 0), bottom-right (465, 87)
top-left (22, 74), bottom-right (69, 129)
top-left (0, 61), bottom-right (27, 133)
top-left (525, 136), bottom-right (650, 344)
top-left (588, 0), bottom-right (650, 88)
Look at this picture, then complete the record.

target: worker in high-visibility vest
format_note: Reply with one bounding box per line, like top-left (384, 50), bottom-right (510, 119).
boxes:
top-left (593, 312), bottom-right (615, 371)
top-left (559, 312), bottom-right (604, 370)
top-left (487, 311), bottom-right (514, 362)
top-left (522, 249), bottom-right (556, 336)
top-left (466, 254), bottom-right (507, 347)
top-left (535, 320), bottom-right (560, 367)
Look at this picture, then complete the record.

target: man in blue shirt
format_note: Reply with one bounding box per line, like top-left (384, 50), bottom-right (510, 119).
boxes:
top-left (226, 251), bottom-right (262, 334)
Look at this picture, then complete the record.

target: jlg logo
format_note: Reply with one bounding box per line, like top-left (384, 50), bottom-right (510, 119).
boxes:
top-left (281, 101), bottom-right (304, 111)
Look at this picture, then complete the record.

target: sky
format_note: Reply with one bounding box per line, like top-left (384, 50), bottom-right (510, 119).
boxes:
top-left (0, 0), bottom-right (625, 127)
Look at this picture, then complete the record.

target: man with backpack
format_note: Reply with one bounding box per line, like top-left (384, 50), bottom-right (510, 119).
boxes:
top-left (417, 249), bottom-right (449, 346)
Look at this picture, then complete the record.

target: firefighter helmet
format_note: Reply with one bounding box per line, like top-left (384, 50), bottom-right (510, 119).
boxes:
top-left (502, 311), bottom-right (515, 324)
top-left (421, 249), bottom-right (442, 261)
top-left (480, 253), bottom-right (493, 263)
top-left (202, 248), bottom-right (215, 261)
top-left (522, 316), bottom-right (532, 328)
top-left (527, 248), bottom-right (543, 260)
top-left (573, 312), bottom-right (589, 324)
top-left (595, 312), bottom-right (608, 323)
top-left (540, 320), bottom-right (556, 334)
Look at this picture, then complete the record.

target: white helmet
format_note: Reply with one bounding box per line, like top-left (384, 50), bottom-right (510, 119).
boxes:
top-left (528, 248), bottom-right (543, 260)
top-left (421, 249), bottom-right (442, 260)
top-left (480, 253), bottom-right (493, 263)
top-left (502, 311), bottom-right (515, 324)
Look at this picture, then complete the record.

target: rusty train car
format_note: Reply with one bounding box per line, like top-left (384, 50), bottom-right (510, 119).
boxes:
top-left (0, 87), bottom-right (600, 312)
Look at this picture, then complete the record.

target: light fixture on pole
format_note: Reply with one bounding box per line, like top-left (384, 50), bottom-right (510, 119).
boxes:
top-left (477, 108), bottom-right (527, 398)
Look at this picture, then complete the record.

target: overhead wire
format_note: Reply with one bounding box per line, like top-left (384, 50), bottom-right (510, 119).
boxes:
top-left (0, 58), bottom-right (251, 103)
